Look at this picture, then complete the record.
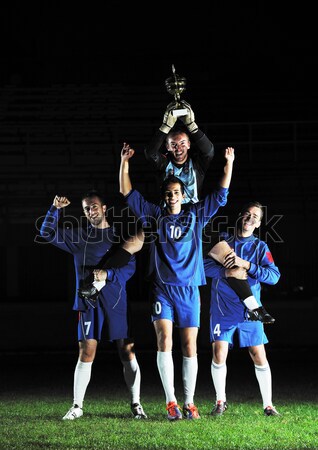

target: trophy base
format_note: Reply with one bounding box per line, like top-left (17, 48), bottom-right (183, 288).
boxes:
top-left (172, 108), bottom-right (188, 117)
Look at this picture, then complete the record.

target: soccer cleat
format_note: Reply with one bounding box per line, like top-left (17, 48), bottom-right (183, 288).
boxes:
top-left (211, 400), bottom-right (228, 416)
top-left (78, 284), bottom-right (99, 302)
top-left (62, 404), bottom-right (83, 420)
top-left (248, 306), bottom-right (275, 324)
top-left (182, 403), bottom-right (201, 419)
top-left (131, 403), bottom-right (147, 419)
top-left (264, 405), bottom-right (280, 416)
top-left (166, 401), bottom-right (182, 421)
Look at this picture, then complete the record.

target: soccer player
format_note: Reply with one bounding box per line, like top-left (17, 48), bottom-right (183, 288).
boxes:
top-left (204, 234), bottom-right (275, 324)
top-left (204, 201), bottom-right (281, 417)
top-left (40, 191), bottom-right (147, 420)
top-left (144, 99), bottom-right (214, 204)
top-left (119, 142), bottom-right (234, 420)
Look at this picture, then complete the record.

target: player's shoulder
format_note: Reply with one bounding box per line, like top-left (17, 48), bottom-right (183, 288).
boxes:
top-left (251, 235), bottom-right (267, 247)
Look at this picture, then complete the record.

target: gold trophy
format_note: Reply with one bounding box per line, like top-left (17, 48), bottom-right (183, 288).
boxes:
top-left (165, 64), bottom-right (188, 117)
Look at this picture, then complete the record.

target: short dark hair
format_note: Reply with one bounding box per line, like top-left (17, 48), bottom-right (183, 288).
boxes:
top-left (81, 190), bottom-right (105, 205)
top-left (160, 175), bottom-right (185, 198)
top-left (239, 201), bottom-right (264, 220)
top-left (166, 128), bottom-right (190, 144)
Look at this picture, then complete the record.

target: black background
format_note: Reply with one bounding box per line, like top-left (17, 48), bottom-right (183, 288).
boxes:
top-left (1, 1), bottom-right (317, 355)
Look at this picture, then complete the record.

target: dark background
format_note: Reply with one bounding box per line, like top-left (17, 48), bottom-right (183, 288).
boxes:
top-left (1, 2), bottom-right (317, 358)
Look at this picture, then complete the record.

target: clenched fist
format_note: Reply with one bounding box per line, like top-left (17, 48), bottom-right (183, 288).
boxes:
top-left (53, 196), bottom-right (71, 209)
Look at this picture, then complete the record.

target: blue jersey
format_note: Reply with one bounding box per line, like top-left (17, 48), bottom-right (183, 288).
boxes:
top-left (204, 233), bottom-right (281, 325)
top-left (125, 186), bottom-right (228, 286)
top-left (165, 159), bottom-right (198, 204)
top-left (40, 205), bottom-right (136, 311)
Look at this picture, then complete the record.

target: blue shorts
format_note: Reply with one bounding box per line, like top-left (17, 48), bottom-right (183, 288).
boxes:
top-left (78, 295), bottom-right (130, 342)
top-left (210, 320), bottom-right (268, 348)
top-left (151, 281), bottom-right (200, 328)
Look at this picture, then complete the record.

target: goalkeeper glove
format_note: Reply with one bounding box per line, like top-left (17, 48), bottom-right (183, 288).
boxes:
top-left (159, 102), bottom-right (178, 134)
top-left (179, 100), bottom-right (198, 133)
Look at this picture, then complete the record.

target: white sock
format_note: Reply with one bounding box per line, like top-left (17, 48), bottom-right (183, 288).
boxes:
top-left (211, 360), bottom-right (227, 402)
top-left (255, 363), bottom-right (272, 408)
top-left (73, 360), bottom-right (93, 408)
top-left (122, 357), bottom-right (141, 405)
top-left (157, 351), bottom-right (177, 404)
top-left (182, 355), bottom-right (198, 405)
top-left (243, 295), bottom-right (259, 310)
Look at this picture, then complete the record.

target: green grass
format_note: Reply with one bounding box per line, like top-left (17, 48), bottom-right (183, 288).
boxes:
top-left (1, 395), bottom-right (317, 450)
top-left (1, 348), bottom-right (317, 449)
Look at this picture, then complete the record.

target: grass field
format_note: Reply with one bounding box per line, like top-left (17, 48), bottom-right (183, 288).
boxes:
top-left (1, 398), bottom-right (317, 450)
top-left (1, 348), bottom-right (317, 450)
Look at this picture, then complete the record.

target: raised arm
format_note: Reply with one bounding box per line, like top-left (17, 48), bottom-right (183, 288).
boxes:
top-left (119, 142), bottom-right (135, 196)
top-left (38, 195), bottom-right (74, 252)
top-left (179, 100), bottom-right (214, 161)
top-left (219, 147), bottom-right (235, 188)
top-left (144, 102), bottom-right (177, 170)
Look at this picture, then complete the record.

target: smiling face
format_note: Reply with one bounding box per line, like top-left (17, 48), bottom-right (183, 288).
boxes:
top-left (240, 205), bottom-right (262, 236)
top-left (82, 196), bottom-right (107, 228)
top-left (163, 182), bottom-right (185, 214)
top-left (166, 132), bottom-right (191, 165)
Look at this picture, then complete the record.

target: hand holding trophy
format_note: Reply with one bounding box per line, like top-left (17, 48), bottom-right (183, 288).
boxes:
top-left (178, 99), bottom-right (198, 133)
top-left (159, 65), bottom-right (199, 134)
top-left (162, 65), bottom-right (199, 134)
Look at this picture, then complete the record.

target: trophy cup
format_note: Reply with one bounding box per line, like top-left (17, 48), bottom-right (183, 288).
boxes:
top-left (165, 64), bottom-right (188, 117)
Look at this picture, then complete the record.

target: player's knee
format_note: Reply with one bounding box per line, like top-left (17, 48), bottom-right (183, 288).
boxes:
top-left (117, 341), bottom-right (135, 361)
